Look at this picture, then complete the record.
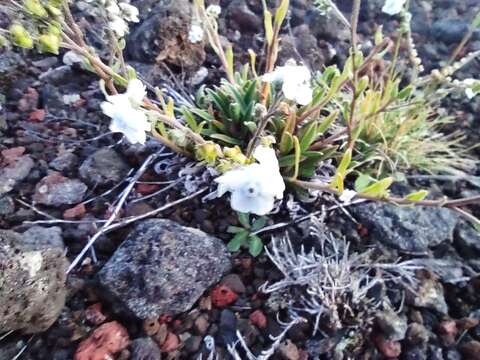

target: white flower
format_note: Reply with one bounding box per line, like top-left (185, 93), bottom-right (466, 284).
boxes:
top-left (206, 4), bottom-right (222, 17)
top-left (382, 0), bottom-right (407, 15)
top-left (100, 79), bottom-right (150, 144)
top-left (109, 16), bottom-right (129, 37)
top-left (464, 78), bottom-right (478, 99)
top-left (215, 146), bottom-right (285, 215)
top-left (62, 50), bottom-right (85, 66)
top-left (263, 59), bottom-right (313, 105)
top-left (188, 24), bottom-right (204, 43)
top-left (339, 189), bottom-right (357, 203)
top-left (119, 2), bottom-right (140, 22)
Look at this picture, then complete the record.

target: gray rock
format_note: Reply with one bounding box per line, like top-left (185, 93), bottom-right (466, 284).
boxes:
top-left (454, 221), bottom-right (480, 258)
top-left (0, 228), bottom-right (69, 334)
top-left (376, 309), bottom-right (408, 341)
top-left (127, 0), bottom-right (205, 70)
top-left (352, 203), bottom-right (458, 252)
top-left (413, 278), bottom-right (448, 314)
top-left (130, 337), bottom-right (161, 360)
top-left (97, 219), bottom-right (231, 319)
top-left (79, 148), bottom-right (130, 186)
top-left (33, 172), bottom-right (87, 206)
top-left (227, 0), bottom-right (262, 33)
top-left (431, 19), bottom-right (469, 45)
top-left (0, 156), bottom-right (34, 195)
top-left (22, 226), bottom-right (64, 249)
top-left (49, 152), bottom-right (79, 173)
top-left (0, 196), bottom-right (15, 215)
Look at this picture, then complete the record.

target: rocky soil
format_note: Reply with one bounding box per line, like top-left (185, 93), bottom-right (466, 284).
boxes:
top-left (1, 0), bottom-right (480, 359)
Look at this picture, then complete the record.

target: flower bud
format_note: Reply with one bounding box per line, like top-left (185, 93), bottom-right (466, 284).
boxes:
top-left (196, 142), bottom-right (222, 165)
top-left (9, 24), bottom-right (34, 49)
top-left (223, 146), bottom-right (247, 164)
top-left (24, 0), bottom-right (48, 17)
top-left (38, 33), bottom-right (61, 54)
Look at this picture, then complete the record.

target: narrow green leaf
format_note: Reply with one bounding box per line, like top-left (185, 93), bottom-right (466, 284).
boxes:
top-left (209, 133), bottom-right (242, 145)
top-left (405, 190), bottom-right (429, 202)
top-left (292, 135), bottom-right (301, 180)
top-left (337, 148), bottom-right (352, 178)
top-left (279, 131), bottom-right (294, 154)
top-left (398, 85), bottom-right (413, 100)
top-left (317, 110), bottom-right (338, 135)
top-left (299, 121), bottom-right (318, 152)
top-left (360, 177), bottom-right (393, 197)
top-left (274, 0), bottom-right (289, 27)
top-left (264, 10), bottom-right (274, 45)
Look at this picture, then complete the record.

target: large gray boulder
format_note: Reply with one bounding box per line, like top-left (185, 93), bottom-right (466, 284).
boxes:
top-left (98, 219), bottom-right (232, 319)
top-left (353, 202), bottom-right (458, 252)
top-left (0, 227), bottom-right (68, 334)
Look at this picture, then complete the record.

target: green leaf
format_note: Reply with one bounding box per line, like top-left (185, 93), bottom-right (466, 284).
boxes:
top-left (248, 235), bottom-right (263, 257)
top-left (228, 231), bottom-right (249, 252)
top-left (398, 85), bottom-right (413, 100)
top-left (360, 177), bottom-right (393, 197)
top-left (209, 133), bottom-right (242, 145)
top-left (472, 11), bottom-right (480, 28)
top-left (274, 0), bottom-right (289, 27)
top-left (292, 135), bottom-right (301, 180)
top-left (226, 45), bottom-right (234, 81)
top-left (264, 10), bottom-right (274, 45)
top-left (251, 217), bottom-right (267, 231)
top-left (238, 212), bottom-right (250, 228)
top-left (337, 148), bottom-right (352, 178)
top-left (280, 131), bottom-right (294, 154)
top-left (317, 110), bottom-right (338, 135)
top-left (279, 154), bottom-right (296, 167)
top-left (299, 121), bottom-right (318, 152)
top-left (227, 226), bottom-right (245, 234)
top-left (354, 173), bottom-right (374, 192)
top-left (405, 190), bottom-right (429, 202)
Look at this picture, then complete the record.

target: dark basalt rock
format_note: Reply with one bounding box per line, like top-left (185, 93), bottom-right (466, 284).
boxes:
top-left (97, 219), bottom-right (232, 319)
top-left (352, 202), bottom-right (458, 252)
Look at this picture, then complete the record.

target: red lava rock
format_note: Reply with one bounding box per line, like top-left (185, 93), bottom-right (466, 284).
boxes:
top-left (439, 320), bottom-right (457, 334)
top-left (159, 314), bottom-right (173, 324)
top-left (136, 183), bottom-right (160, 195)
top-left (373, 334), bottom-right (401, 358)
top-left (1, 147), bottom-right (25, 164)
top-left (357, 224), bottom-right (369, 237)
top-left (28, 109), bottom-right (46, 122)
top-left (456, 317), bottom-right (479, 331)
top-left (249, 310), bottom-right (268, 329)
top-left (74, 321), bottom-right (130, 360)
top-left (160, 332), bottom-right (180, 353)
top-left (63, 203), bottom-right (86, 220)
top-left (17, 87), bottom-right (39, 112)
top-left (84, 303), bottom-right (107, 326)
top-left (211, 285), bottom-right (238, 308)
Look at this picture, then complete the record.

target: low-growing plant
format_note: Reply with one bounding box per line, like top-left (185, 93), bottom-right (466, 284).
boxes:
top-left (227, 212), bottom-right (267, 256)
top-left (2, 0), bottom-right (480, 249)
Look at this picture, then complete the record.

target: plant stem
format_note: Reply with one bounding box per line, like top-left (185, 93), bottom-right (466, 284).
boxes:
top-left (291, 179), bottom-right (480, 208)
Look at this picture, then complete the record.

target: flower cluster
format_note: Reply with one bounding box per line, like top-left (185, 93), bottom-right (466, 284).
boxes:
top-left (87, 0), bottom-right (139, 37)
top-left (215, 146), bottom-right (285, 215)
top-left (263, 59), bottom-right (313, 106)
top-left (100, 79), bottom-right (151, 144)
